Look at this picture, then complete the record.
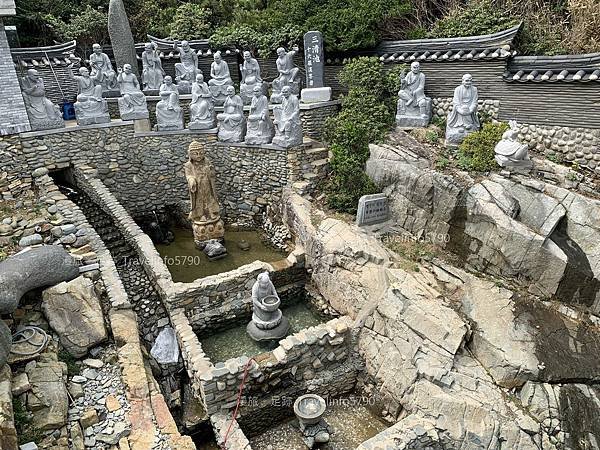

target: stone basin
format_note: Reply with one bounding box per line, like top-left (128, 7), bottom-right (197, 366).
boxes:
top-left (261, 295), bottom-right (281, 312)
top-left (294, 394), bottom-right (326, 426)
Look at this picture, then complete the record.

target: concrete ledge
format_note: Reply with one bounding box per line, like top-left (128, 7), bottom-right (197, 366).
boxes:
top-left (133, 128), bottom-right (218, 138)
top-left (19, 119), bottom-right (133, 138)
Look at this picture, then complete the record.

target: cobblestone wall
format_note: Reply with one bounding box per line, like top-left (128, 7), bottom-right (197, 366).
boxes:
top-left (431, 97), bottom-right (500, 122)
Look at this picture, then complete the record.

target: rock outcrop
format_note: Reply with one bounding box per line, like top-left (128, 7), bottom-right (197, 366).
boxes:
top-left (0, 366), bottom-right (18, 450)
top-left (26, 353), bottom-right (68, 430)
top-left (42, 276), bottom-right (107, 358)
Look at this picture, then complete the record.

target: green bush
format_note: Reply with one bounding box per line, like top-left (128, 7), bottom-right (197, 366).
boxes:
top-left (324, 57), bottom-right (399, 212)
top-left (45, 5), bottom-right (109, 51)
top-left (209, 23), bottom-right (302, 57)
top-left (456, 122), bottom-right (509, 172)
top-left (169, 4), bottom-right (212, 40)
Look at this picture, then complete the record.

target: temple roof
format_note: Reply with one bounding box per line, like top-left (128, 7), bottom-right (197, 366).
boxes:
top-left (375, 24), bottom-right (521, 63)
top-left (11, 40), bottom-right (78, 67)
top-left (503, 53), bottom-right (600, 83)
top-left (135, 35), bottom-right (240, 59)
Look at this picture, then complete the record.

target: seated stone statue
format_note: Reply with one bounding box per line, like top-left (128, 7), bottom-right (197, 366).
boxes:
top-left (246, 271), bottom-right (289, 341)
top-left (396, 62), bottom-right (432, 128)
top-left (188, 74), bottom-right (215, 130)
top-left (446, 74), bottom-right (480, 146)
top-left (251, 272), bottom-right (280, 324)
top-left (273, 86), bottom-right (302, 148)
top-left (156, 76), bottom-right (183, 131)
top-left (174, 40), bottom-right (199, 94)
top-left (89, 43), bottom-right (117, 93)
top-left (68, 66), bottom-right (104, 100)
top-left (117, 64), bottom-right (149, 120)
top-left (209, 51), bottom-right (234, 106)
top-left (217, 86), bottom-right (245, 143)
top-left (142, 42), bottom-right (165, 92)
top-left (245, 85), bottom-right (274, 145)
top-left (74, 94), bottom-right (110, 126)
top-left (495, 120), bottom-right (532, 169)
top-left (20, 69), bottom-right (64, 131)
top-left (239, 50), bottom-right (265, 105)
top-left (271, 47), bottom-right (300, 103)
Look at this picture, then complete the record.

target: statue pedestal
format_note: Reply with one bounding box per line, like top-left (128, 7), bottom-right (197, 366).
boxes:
top-left (134, 118), bottom-right (151, 132)
top-left (247, 316), bottom-right (289, 342)
top-left (301, 87), bottom-right (331, 103)
top-left (192, 217), bottom-right (224, 249)
top-left (395, 99), bottom-right (432, 129)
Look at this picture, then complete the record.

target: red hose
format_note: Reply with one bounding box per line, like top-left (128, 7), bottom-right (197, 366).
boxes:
top-left (221, 357), bottom-right (256, 449)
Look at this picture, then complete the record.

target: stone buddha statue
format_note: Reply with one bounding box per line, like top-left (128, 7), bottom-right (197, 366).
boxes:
top-left (74, 94), bottom-right (111, 126)
top-left (156, 76), bottom-right (183, 131)
top-left (495, 120), bottom-right (532, 169)
top-left (20, 69), bottom-right (65, 131)
top-left (209, 51), bottom-right (234, 105)
top-left (271, 47), bottom-right (300, 103)
top-left (116, 64), bottom-right (149, 120)
top-left (68, 66), bottom-right (104, 100)
top-left (188, 73), bottom-right (215, 130)
top-left (174, 40), bottom-right (199, 94)
top-left (396, 61), bottom-right (432, 128)
top-left (446, 74), bottom-right (480, 146)
top-left (184, 141), bottom-right (224, 248)
top-left (141, 42), bottom-right (165, 92)
top-left (247, 271), bottom-right (289, 341)
top-left (239, 50), bottom-right (264, 104)
top-left (245, 85), bottom-right (274, 145)
top-left (216, 86), bottom-right (246, 143)
top-left (273, 86), bottom-right (302, 148)
top-left (89, 43), bottom-right (117, 92)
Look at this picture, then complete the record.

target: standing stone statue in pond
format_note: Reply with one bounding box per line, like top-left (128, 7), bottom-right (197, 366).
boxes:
top-left (273, 86), bottom-right (302, 147)
top-left (142, 42), bottom-right (165, 92)
top-left (239, 50), bottom-right (265, 105)
top-left (209, 51), bottom-right (234, 106)
top-left (117, 64), bottom-right (149, 120)
top-left (495, 120), bottom-right (532, 169)
top-left (174, 40), bottom-right (200, 94)
top-left (184, 141), bottom-right (224, 248)
top-left (271, 47), bottom-right (301, 103)
top-left (89, 43), bottom-right (118, 93)
top-left (217, 86), bottom-right (245, 142)
top-left (156, 76), bottom-right (184, 131)
top-left (20, 69), bottom-right (65, 131)
top-left (396, 62), bottom-right (432, 128)
top-left (247, 271), bottom-right (290, 342)
top-left (188, 74), bottom-right (215, 130)
top-left (245, 85), bottom-right (274, 145)
top-left (446, 74), bottom-right (480, 146)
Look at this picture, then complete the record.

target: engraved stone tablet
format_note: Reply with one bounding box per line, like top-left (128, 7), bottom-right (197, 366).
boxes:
top-left (356, 193), bottom-right (389, 226)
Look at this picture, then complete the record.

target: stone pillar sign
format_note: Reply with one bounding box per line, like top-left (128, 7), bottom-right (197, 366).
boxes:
top-left (301, 31), bottom-right (331, 103)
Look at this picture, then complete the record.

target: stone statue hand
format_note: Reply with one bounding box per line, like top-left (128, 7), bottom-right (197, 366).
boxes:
top-left (189, 179), bottom-right (197, 192)
top-left (117, 67), bottom-right (123, 74)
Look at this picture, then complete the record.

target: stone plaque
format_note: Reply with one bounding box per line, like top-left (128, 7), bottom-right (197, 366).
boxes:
top-left (356, 194), bottom-right (389, 226)
top-left (303, 31), bottom-right (325, 88)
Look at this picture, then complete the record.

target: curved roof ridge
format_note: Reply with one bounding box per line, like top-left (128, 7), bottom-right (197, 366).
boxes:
top-left (10, 40), bottom-right (77, 57)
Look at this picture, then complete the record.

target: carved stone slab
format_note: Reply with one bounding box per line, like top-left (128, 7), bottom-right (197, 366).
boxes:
top-left (356, 193), bottom-right (389, 226)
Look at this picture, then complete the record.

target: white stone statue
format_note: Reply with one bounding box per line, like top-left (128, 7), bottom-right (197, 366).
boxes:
top-left (217, 86), bottom-right (245, 142)
top-left (116, 64), bottom-right (149, 120)
top-left (74, 94), bottom-right (111, 126)
top-left (239, 50), bottom-right (264, 105)
top-left (446, 74), bottom-right (480, 146)
top-left (156, 76), bottom-right (183, 131)
top-left (273, 86), bottom-right (302, 148)
top-left (271, 47), bottom-right (300, 103)
top-left (68, 66), bottom-right (104, 100)
top-left (495, 120), bottom-right (532, 169)
top-left (20, 69), bottom-right (65, 131)
top-left (247, 271), bottom-right (289, 341)
top-left (174, 40), bottom-right (200, 94)
top-left (396, 61), bottom-right (432, 128)
top-left (89, 43), bottom-right (117, 92)
top-left (209, 51), bottom-right (234, 106)
top-left (245, 85), bottom-right (274, 145)
top-left (188, 74), bottom-right (215, 130)
top-left (142, 42), bottom-right (165, 91)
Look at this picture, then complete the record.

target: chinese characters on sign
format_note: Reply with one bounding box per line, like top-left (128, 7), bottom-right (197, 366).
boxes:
top-left (303, 31), bottom-right (325, 88)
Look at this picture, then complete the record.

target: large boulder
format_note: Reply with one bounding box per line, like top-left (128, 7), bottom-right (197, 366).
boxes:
top-left (42, 277), bottom-right (107, 358)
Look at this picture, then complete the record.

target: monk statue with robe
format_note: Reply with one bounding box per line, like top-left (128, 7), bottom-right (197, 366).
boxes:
top-left (188, 73), bottom-right (215, 130)
top-left (174, 40), bottom-right (199, 93)
top-left (217, 86), bottom-right (245, 142)
top-left (184, 141), bottom-right (224, 247)
top-left (396, 61), bottom-right (432, 128)
top-left (245, 85), bottom-right (274, 145)
top-left (208, 51), bottom-right (233, 105)
top-left (273, 86), bottom-right (302, 147)
top-left (156, 76), bottom-right (183, 131)
top-left (89, 43), bottom-right (117, 92)
top-left (446, 74), bottom-right (480, 146)
top-left (20, 69), bottom-right (64, 131)
top-left (116, 64), bottom-right (149, 120)
top-left (239, 50), bottom-right (264, 104)
top-left (271, 47), bottom-right (300, 103)
top-left (68, 66), bottom-right (104, 100)
top-left (142, 42), bottom-right (165, 91)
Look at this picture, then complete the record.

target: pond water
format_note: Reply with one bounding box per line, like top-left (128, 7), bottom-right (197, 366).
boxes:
top-left (249, 397), bottom-right (388, 449)
top-left (200, 302), bottom-right (325, 363)
top-left (156, 228), bottom-right (286, 282)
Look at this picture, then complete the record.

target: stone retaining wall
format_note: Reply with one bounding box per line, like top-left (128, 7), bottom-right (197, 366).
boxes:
top-left (431, 97), bottom-right (500, 122)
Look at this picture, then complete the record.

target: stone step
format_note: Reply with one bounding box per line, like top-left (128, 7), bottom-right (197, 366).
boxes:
top-left (306, 147), bottom-right (328, 155)
top-left (312, 158), bottom-right (329, 168)
top-left (303, 172), bottom-right (319, 181)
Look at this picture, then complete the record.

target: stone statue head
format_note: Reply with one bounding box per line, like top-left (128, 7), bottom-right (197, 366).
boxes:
top-left (123, 64), bottom-right (132, 74)
top-left (144, 43), bottom-right (153, 51)
top-left (214, 51), bottom-right (222, 63)
top-left (462, 73), bottom-right (473, 87)
top-left (79, 67), bottom-right (90, 77)
top-left (410, 62), bottom-right (420, 73)
top-left (26, 69), bottom-right (39, 80)
top-left (226, 85), bottom-right (235, 96)
top-left (164, 75), bottom-right (173, 85)
top-left (92, 43), bottom-right (102, 54)
top-left (276, 47), bottom-right (286, 57)
top-left (188, 141), bottom-right (205, 163)
top-left (282, 86), bottom-right (291, 97)
top-left (243, 51), bottom-right (252, 60)
top-left (181, 40), bottom-right (190, 50)
top-left (195, 73), bottom-right (204, 83)
top-left (257, 271), bottom-right (271, 287)
top-left (253, 85), bottom-right (262, 96)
